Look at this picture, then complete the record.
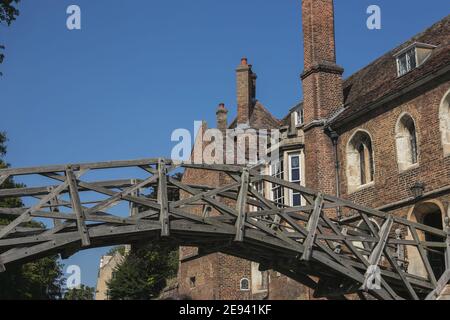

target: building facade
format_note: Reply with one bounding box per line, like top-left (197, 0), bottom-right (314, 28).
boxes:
top-left (177, 0), bottom-right (450, 300)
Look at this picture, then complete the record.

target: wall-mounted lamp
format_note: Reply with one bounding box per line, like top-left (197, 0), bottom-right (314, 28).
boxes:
top-left (410, 182), bottom-right (425, 199)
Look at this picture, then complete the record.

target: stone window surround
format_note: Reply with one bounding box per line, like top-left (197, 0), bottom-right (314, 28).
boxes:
top-left (440, 89), bottom-right (450, 157)
top-left (346, 129), bottom-right (376, 194)
top-left (395, 112), bottom-right (420, 172)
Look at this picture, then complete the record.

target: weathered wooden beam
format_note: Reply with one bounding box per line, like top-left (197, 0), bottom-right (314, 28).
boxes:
top-left (43, 172), bottom-right (161, 212)
top-left (300, 193), bottom-right (324, 262)
top-left (48, 188), bottom-right (62, 228)
top-left (410, 226), bottom-right (438, 287)
top-left (0, 179), bottom-right (136, 199)
top-left (261, 175), bottom-right (446, 237)
top-left (235, 169), bottom-right (250, 242)
top-left (361, 216), bottom-right (393, 292)
top-left (425, 269), bottom-right (450, 300)
top-left (0, 158), bottom-right (170, 177)
top-left (369, 216), bottom-right (394, 266)
top-left (66, 168), bottom-right (91, 247)
top-left (85, 175), bottom-right (158, 215)
top-left (384, 248), bottom-right (419, 300)
top-left (0, 176), bottom-right (73, 240)
top-left (0, 175), bottom-right (9, 186)
top-left (158, 159), bottom-right (170, 237)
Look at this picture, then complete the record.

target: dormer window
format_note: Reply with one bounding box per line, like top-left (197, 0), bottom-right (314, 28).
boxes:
top-left (395, 42), bottom-right (436, 77)
top-left (397, 48), bottom-right (417, 76)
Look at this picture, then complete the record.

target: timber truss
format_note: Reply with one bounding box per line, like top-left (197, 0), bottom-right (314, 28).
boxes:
top-left (0, 159), bottom-right (450, 300)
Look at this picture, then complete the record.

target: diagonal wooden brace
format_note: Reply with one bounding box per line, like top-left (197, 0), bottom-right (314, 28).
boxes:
top-left (0, 175), bottom-right (9, 187)
top-left (158, 159), bottom-right (170, 237)
top-left (66, 168), bottom-right (91, 247)
top-left (301, 193), bottom-right (324, 262)
top-left (235, 169), bottom-right (250, 242)
top-left (0, 179), bottom-right (71, 240)
top-left (362, 215), bottom-right (393, 291)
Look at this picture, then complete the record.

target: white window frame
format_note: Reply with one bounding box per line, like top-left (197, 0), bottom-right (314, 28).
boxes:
top-left (288, 152), bottom-right (302, 207)
top-left (270, 160), bottom-right (285, 207)
top-left (396, 47), bottom-right (417, 77)
top-left (294, 108), bottom-right (304, 127)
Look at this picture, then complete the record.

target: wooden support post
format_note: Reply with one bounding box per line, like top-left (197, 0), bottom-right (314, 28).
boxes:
top-left (362, 216), bottom-right (393, 291)
top-left (158, 159), bottom-right (170, 237)
top-left (129, 179), bottom-right (140, 218)
top-left (395, 229), bottom-right (405, 269)
top-left (301, 193), bottom-right (324, 261)
top-left (48, 187), bottom-right (62, 228)
top-left (0, 256), bottom-right (5, 273)
top-left (235, 169), bottom-right (250, 242)
top-left (66, 168), bottom-right (91, 247)
top-left (411, 226), bottom-right (438, 286)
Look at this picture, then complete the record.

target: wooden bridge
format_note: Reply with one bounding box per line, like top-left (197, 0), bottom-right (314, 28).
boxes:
top-left (0, 159), bottom-right (449, 300)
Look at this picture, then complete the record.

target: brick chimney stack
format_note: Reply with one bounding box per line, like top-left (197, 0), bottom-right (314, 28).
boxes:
top-left (216, 103), bottom-right (228, 131)
top-left (301, 0), bottom-right (344, 195)
top-left (236, 57), bottom-right (257, 125)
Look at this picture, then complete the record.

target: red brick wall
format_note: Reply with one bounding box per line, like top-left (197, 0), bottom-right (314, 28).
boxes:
top-left (302, 0), bottom-right (336, 69)
top-left (338, 82), bottom-right (450, 208)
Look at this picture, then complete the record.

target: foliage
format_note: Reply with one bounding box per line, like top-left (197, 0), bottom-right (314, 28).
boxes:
top-left (0, 253), bottom-right (65, 300)
top-left (0, 0), bottom-right (20, 75)
top-left (0, 132), bottom-right (65, 300)
top-left (107, 242), bottom-right (178, 300)
top-left (106, 173), bottom-right (182, 300)
top-left (107, 246), bottom-right (126, 257)
top-left (0, 132), bottom-right (7, 156)
top-left (0, 0), bottom-right (20, 26)
top-left (64, 284), bottom-right (95, 300)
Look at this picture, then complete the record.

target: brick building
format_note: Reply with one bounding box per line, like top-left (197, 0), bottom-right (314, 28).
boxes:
top-left (177, 0), bottom-right (450, 300)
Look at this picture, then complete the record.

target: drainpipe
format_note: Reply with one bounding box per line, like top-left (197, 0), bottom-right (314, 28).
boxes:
top-left (326, 127), bottom-right (342, 220)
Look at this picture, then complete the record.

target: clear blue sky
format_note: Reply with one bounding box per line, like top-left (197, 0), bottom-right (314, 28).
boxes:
top-left (0, 0), bottom-right (448, 289)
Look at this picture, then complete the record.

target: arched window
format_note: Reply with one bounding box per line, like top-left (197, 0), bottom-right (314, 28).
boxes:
top-left (240, 278), bottom-right (250, 291)
top-left (440, 90), bottom-right (450, 156)
top-left (396, 114), bottom-right (418, 171)
top-left (346, 131), bottom-right (375, 192)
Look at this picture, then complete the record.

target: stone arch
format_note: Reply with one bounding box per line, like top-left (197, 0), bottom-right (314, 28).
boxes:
top-left (407, 200), bottom-right (446, 279)
top-left (395, 113), bottom-right (419, 171)
top-left (439, 88), bottom-right (450, 156)
top-left (346, 130), bottom-right (375, 193)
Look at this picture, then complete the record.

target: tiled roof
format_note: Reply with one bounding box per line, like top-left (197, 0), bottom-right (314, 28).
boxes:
top-left (229, 101), bottom-right (281, 130)
top-left (329, 15), bottom-right (450, 126)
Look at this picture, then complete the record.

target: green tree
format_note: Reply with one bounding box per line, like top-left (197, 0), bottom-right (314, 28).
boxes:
top-left (64, 285), bottom-right (95, 300)
top-left (107, 242), bottom-right (178, 300)
top-left (106, 173), bottom-right (182, 300)
top-left (0, 132), bottom-right (65, 299)
top-left (0, 0), bottom-right (20, 75)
